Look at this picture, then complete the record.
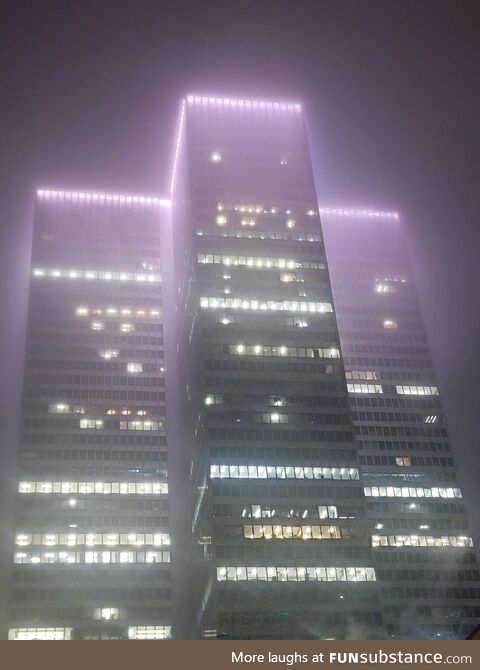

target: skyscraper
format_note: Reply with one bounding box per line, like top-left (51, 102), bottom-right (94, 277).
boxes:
top-left (170, 96), bottom-right (383, 639)
top-left (8, 189), bottom-right (172, 640)
top-left (8, 95), bottom-right (479, 641)
top-left (321, 209), bottom-right (479, 639)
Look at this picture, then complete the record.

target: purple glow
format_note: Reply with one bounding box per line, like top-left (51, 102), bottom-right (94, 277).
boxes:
top-left (186, 94), bottom-right (301, 111)
top-left (36, 190), bottom-right (397, 220)
top-left (169, 98), bottom-right (186, 194)
top-left (319, 207), bottom-right (399, 220)
top-left (36, 189), bottom-right (170, 208)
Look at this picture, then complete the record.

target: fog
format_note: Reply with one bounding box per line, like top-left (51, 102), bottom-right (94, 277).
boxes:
top-left (1, 0), bottom-right (479, 637)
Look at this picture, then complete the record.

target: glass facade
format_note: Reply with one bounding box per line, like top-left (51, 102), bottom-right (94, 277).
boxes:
top-left (8, 192), bottom-right (172, 640)
top-left (170, 97), bottom-right (383, 639)
top-left (8, 95), bottom-right (478, 641)
top-left (321, 212), bottom-right (480, 639)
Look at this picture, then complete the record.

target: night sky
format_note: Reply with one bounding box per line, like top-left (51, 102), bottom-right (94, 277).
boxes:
top-left (1, 0), bottom-right (479, 634)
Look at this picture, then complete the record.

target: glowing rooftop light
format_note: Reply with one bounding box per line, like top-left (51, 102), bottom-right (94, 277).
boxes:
top-left (37, 188), bottom-right (170, 207)
top-left (186, 94), bottom-right (301, 111)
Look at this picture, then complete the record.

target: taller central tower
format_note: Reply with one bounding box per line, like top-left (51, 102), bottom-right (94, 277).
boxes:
top-left (170, 95), bottom-right (381, 639)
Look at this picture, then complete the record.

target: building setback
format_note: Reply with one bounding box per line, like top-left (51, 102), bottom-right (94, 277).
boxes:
top-left (321, 210), bottom-right (479, 638)
top-left (170, 96), bottom-right (383, 639)
top-left (8, 190), bottom-right (172, 640)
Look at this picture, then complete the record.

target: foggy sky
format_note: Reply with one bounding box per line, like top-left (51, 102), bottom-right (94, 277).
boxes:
top-left (1, 0), bottom-right (479, 637)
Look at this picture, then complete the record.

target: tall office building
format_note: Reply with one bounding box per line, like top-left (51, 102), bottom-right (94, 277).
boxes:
top-left (170, 96), bottom-right (382, 639)
top-left (8, 189), bottom-right (172, 640)
top-left (321, 209), bottom-right (479, 639)
top-left (8, 94), bottom-right (478, 642)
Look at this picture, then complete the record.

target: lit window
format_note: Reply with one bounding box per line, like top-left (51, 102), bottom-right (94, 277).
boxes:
top-left (119, 323), bottom-right (134, 332)
top-left (196, 227), bottom-right (322, 244)
top-left (210, 464), bottom-right (359, 481)
top-left (243, 524), bottom-right (342, 540)
top-left (396, 385), bottom-right (438, 396)
top-left (375, 283), bottom-right (395, 294)
top-left (216, 215), bottom-right (227, 226)
top-left (395, 457), bottom-right (412, 467)
top-left (205, 394), bottom-right (223, 406)
top-left (99, 349), bottom-right (119, 359)
top-left (200, 296), bottom-right (332, 314)
top-left (383, 319), bottom-right (398, 329)
top-left (318, 505), bottom-right (338, 519)
top-left (210, 152), bottom-right (222, 162)
top-left (48, 403), bottom-right (70, 414)
top-left (90, 322), bottom-right (104, 331)
top-left (93, 607), bottom-right (119, 621)
top-left (241, 218), bottom-right (256, 227)
top-left (372, 534), bottom-right (473, 548)
top-left (119, 420), bottom-right (163, 431)
top-left (15, 531), bottom-right (170, 548)
top-left (347, 383), bottom-right (383, 394)
top-left (345, 370), bottom-right (378, 380)
top-left (216, 565), bottom-right (375, 583)
top-left (286, 219), bottom-right (295, 229)
top-left (128, 626), bottom-right (171, 640)
top-left (80, 419), bottom-right (104, 429)
top-left (197, 253), bottom-right (322, 272)
top-left (14, 550), bottom-right (170, 565)
top-left (76, 307), bottom-right (89, 316)
top-left (17, 481), bottom-right (168, 495)
top-left (229, 343), bottom-right (339, 360)
top-left (127, 362), bottom-right (142, 373)
top-left (424, 415), bottom-right (438, 424)
top-left (32, 268), bottom-right (160, 283)
top-left (364, 486), bottom-right (462, 499)
top-left (280, 158), bottom-right (288, 166)
top-left (9, 628), bottom-right (72, 641)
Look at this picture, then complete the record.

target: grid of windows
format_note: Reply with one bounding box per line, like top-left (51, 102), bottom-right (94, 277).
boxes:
top-left (18, 481), bottom-right (168, 495)
top-left (10, 194), bottom-right (171, 640)
top-left (230, 344), bottom-right (340, 359)
top-left (242, 524), bottom-right (343, 540)
top-left (33, 268), bottom-right (161, 282)
top-left (172, 97), bottom-right (378, 639)
top-left (15, 531), bottom-right (170, 547)
top-left (197, 253), bottom-right (324, 270)
top-left (371, 534), bottom-right (473, 548)
top-left (217, 566), bottom-right (376, 582)
top-left (363, 486), bottom-right (462, 499)
top-left (321, 210), bottom-right (479, 638)
top-left (9, 628), bottom-right (72, 640)
top-left (14, 550), bottom-right (170, 564)
top-left (210, 464), bottom-right (359, 480)
top-left (200, 297), bottom-right (333, 313)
